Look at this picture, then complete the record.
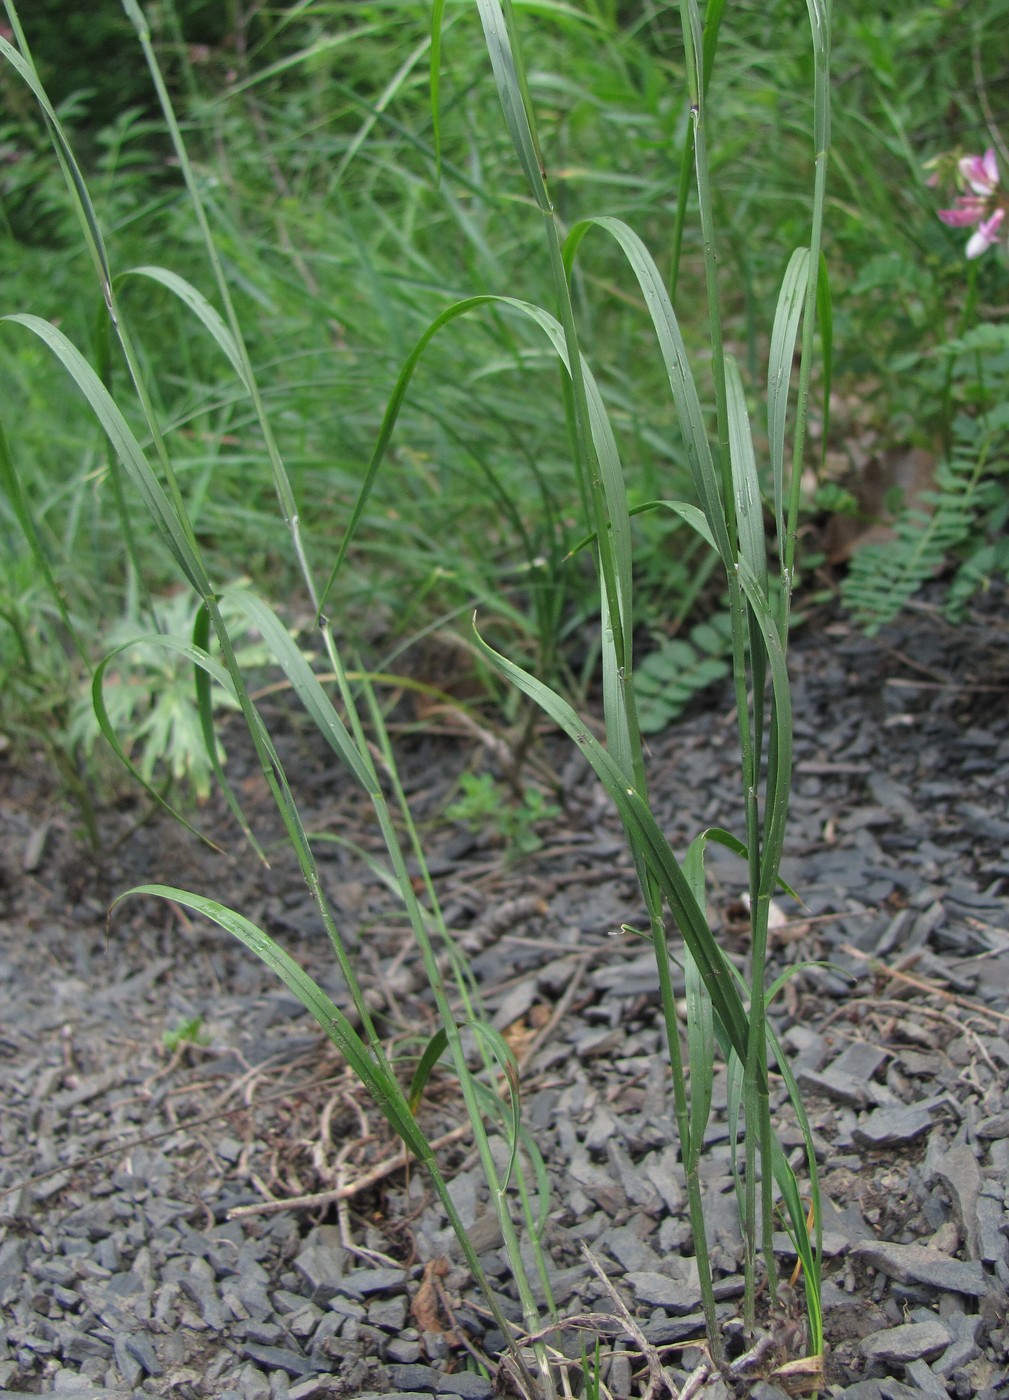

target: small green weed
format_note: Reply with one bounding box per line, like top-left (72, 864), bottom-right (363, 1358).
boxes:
top-left (445, 771), bottom-right (559, 859)
top-left (162, 1014), bottom-right (209, 1052)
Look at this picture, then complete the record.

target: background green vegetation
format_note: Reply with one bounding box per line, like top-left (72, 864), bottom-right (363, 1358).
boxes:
top-left (1, 0), bottom-right (1007, 792)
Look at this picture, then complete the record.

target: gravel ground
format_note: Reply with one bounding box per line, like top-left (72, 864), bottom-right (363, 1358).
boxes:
top-left (2, 595), bottom-right (1009, 1400)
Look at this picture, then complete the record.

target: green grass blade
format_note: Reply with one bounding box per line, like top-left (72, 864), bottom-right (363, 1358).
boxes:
top-left (816, 250), bottom-right (833, 471)
top-left (767, 248), bottom-right (809, 551)
top-left (726, 351), bottom-right (769, 777)
top-left (203, 25), bottom-right (382, 103)
top-left (763, 1021), bottom-right (824, 1354)
top-left (725, 355), bottom-right (767, 592)
top-left (319, 293), bottom-right (633, 661)
top-left (2, 315), bottom-right (212, 597)
top-left (683, 826), bottom-right (803, 903)
top-left (318, 294), bottom-right (496, 616)
top-left (669, 0), bottom-right (727, 301)
top-left (679, 0), bottom-right (732, 524)
top-left (474, 0), bottom-right (550, 212)
top-left (683, 944), bottom-right (714, 1171)
top-left (430, 0), bottom-right (447, 181)
top-left (114, 885), bottom-right (430, 1153)
top-left (221, 589), bottom-right (376, 793)
top-left (473, 623), bottom-right (750, 1059)
top-left (567, 498), bottom-right (716, 562)
top-left (564, 216), bottom-right (733, 568)
top-left (120, 266), bottom-right (252, 392)
top-left (332, 29), bottom-right (436, 188)
top-left (191, 604), bottom-right (267, 863)
top-left (736, 559), bottom-right (792, 893)
top-left (408, 1027), bottom-right (450, 1115)
top-left (470, 1021), bottom-right (523, 1192)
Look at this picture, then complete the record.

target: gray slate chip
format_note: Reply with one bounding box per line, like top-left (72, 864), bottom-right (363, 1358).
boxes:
top-left (241, 1343), bottom-right (316, 1376)
top-left (0, 1393), bottom-right (129, 1399)
top-left (925, 1138), bottom-right (982, 1259)
top-left (600, 1224), bottom-right (661, 1273)
top-left (61, 1331), bottom-right (113, 1362)
top-left (285, 1301), bottom-right (324, 1339)
top-left (385, 1338), bottom-right (424, 1364)
top-left (904, 1358), bottom-right (949, 1398)
top-left (113, 1335), bottom-right (144, 1390)
top-left (294, 1245), bottom-right (345, 1303)
top-left (833, 1384), bottom-right (920, 1400)
top-left (387, 1364), bottom-right (492, 1398)
top-left (642, 1313), bottom-right (707, 1345)
top-left (337, 1266), bottom-right (408, 1298)
top-left (976, 1192), bottom-right (1009, 1268)
top-left (860, 1319), bottom-right (951, 1365)
top-left (933, 1311), bottom-right (984, 1378)
top-left (807, 1039), bottom-right (892, 1108)
top-left (123, 1330), bottom-right (161, 1376)
top-left (799, 1066), bottom-right (875, 1107)
top-left (852, 1240), bottom-right (990, 1297)
top-left (976, 1111), bottom-right (1009, 1139)
top-left (287, 1382), bottom-right (344, 1400)
top-left (369, 1295), bottom-right (408, 1332)
top-left (853, 1104), bottom-right (937, 1147)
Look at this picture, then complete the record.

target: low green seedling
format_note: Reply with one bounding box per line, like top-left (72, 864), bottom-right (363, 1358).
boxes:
top-left (162, 1014), bottom-right (209, 1051)
top-left (446, 770), bottom-right (559, 858)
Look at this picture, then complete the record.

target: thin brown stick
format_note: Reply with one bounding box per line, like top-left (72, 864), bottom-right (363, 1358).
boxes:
top-left (677, 1361), bottom-right (713, 1400)
top-left (838, 943), bottom-right (1009, 1025)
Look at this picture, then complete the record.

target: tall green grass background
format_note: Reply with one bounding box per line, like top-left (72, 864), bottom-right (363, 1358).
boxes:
top-left (3, 0), bottom-right (1005, 745)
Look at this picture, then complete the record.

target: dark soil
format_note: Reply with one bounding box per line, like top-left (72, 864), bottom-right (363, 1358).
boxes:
top-left (2, 595), bottom-right (1009, 1400)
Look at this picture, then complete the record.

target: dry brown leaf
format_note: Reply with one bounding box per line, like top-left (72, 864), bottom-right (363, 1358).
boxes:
top-left (769, 1353), bottom-right (826, 1397)
top-left (410, 1255), bottom-right (459, 1345)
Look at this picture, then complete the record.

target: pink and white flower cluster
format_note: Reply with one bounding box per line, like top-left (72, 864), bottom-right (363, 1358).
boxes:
top-left (936, 148), bottom-right (1005, 259)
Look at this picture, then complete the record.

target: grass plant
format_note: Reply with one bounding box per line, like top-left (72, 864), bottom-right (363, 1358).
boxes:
top-left (4, 1), bottom-right (1002, 1395)
top-left (422, 0), bottom-right (829, 1370)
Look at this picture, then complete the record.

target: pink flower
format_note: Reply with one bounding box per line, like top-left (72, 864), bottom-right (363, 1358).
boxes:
top-left (966, 208), bottom-right (1005, 258)
top-left (932, 144), bottom-right (1006, 259)
top-left (938, 197), bottom-right (988, 227)
top-left (958, 148), bottom-right (999, 196)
